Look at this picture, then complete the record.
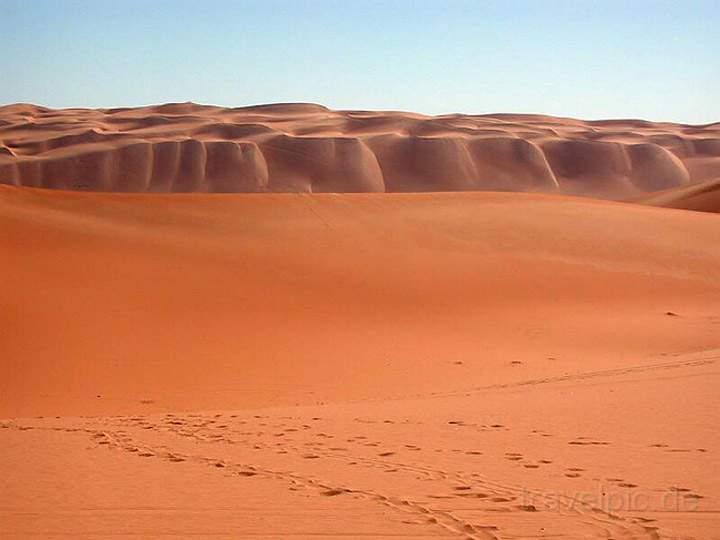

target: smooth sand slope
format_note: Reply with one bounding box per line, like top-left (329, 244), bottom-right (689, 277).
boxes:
top-left (1, 103), bottom-right (720, 199)
top-left (1, 185), bottom-right (720, 539)
top-left (638, 177), bottom-right (720, 213)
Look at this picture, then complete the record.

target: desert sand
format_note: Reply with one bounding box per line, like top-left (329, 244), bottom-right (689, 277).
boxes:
top-left (1, 103), bottom-right (720, 200)
top-left (636, 177), bottom-right (720, 213)
top-left (1, 104), bottom-right (719, 540)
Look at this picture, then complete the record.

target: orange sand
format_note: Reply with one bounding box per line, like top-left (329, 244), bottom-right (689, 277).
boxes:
top-left (1, 183), bottom-right (719, 538)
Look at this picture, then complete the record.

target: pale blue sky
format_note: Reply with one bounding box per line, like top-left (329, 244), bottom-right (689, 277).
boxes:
top-left (2, 0), bottom-right (718, 123)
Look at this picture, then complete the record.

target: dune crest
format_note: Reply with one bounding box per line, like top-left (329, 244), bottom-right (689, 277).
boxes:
top-left (1, 103), bottom-right (719, 198)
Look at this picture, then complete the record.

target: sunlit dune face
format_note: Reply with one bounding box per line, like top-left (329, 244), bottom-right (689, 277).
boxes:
top-left (1, 103), bottom-right (719, 200)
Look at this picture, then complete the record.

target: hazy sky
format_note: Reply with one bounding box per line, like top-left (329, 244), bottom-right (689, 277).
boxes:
top-left (2, 0), bottom-right (718, 123)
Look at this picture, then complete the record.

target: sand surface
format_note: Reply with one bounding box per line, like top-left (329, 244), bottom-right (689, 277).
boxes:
top-left (1, 183), bottom-right (719, 539)
top-left (637, 178), bottom-right (720, 213)
top-left (2, 103), bottom-right (720, 199)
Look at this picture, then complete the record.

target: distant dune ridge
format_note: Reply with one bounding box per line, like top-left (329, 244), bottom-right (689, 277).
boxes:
top-left (1, 102), bottom-right (719, 200)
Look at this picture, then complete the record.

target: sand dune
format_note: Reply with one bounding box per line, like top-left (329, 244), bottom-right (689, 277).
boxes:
top-left (1, 104), bottom-right (719, 539)
top-left (1, 185), bottom-right (719, 538)
top-left (2, 102), bottom-right (719, 198)
top-left (637, 177), bottom-right (720, 213)
top-left (2, 185), bottom-right (720, 417)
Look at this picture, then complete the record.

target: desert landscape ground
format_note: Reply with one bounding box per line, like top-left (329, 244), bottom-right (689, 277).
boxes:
top-left (1, 104), bottom-right (719, 540)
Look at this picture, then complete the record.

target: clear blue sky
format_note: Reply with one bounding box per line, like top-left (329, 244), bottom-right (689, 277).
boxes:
top-left (2, 0), bottom-right (718, 123)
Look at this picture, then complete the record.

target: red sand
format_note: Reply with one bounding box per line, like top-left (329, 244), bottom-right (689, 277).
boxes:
top-left (1, 182), bottom-right (719, 538)
top-left (2, 103), bottom-right (720, 199)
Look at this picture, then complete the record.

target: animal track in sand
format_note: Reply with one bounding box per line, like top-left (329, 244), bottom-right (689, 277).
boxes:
top-left (5, 418), bottom-right (680, 540)
top-left (321, 488), bottom-right (347, 496)
top-left (568, 439), bottom-right (610, 446)
top-left (457, 492), bottom-right (490, 499)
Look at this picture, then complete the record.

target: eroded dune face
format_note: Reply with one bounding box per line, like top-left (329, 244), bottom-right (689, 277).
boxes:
top-left (0, 102), bottom-right (719, 198)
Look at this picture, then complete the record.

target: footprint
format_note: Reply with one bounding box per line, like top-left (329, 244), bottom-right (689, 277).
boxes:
top-left (458, 492), bottom-right (489, 499)
top-left (321, 488), bottom-right (347, 496)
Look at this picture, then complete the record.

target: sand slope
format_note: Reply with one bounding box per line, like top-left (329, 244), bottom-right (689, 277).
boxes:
top-left (2, 185), bottom-right (720, 417)
top-left (2, 103), bottom-right (719, 199)
top-left (637, 177), bottom-right (720, 213)
top-left (1, 186), bottom-right (720, 538)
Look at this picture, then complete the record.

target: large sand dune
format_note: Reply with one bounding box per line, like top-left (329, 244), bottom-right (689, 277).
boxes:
top-left (2, 184), bottom-right (720, 538)
top-left (2, 103), bottom-right (719, 199)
